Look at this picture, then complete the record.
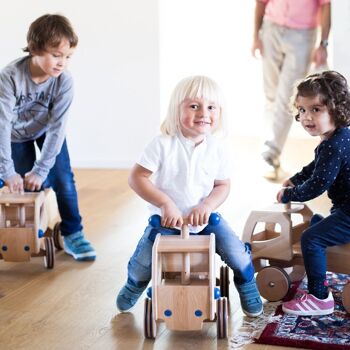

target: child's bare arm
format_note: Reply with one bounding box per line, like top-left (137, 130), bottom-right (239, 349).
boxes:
top-left (128, 164), bottom-right (183, 228)
top-left (188, 179), bottom-right (230, 226)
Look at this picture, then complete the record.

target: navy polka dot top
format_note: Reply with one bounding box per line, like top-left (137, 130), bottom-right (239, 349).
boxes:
top-left (283, 127), bottom-right (350, 214)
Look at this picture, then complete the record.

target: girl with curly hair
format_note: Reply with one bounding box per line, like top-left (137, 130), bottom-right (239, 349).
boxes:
top-left (276, 70), bottom-right (350, 316)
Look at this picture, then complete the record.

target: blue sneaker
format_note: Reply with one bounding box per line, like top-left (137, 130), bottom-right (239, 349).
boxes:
top-left (63, 231), bottom-right (96, 261)
top-left (116, 282), bottom-right (146, 312)
top-left (235, 278), bottom-right (263, 317)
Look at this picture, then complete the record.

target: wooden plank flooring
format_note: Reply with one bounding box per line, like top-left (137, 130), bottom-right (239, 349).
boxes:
top-left (0, 137), bottom-right (328, 350)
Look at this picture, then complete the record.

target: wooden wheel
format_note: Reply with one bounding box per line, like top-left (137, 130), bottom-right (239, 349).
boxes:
top-left (44, 237), bottom-right (55, 269)
top-left (342, 283), bottom-right (350, 313)
top-left (53, 222), bottom-right (63, 250)
top-left (288, 265), bottom-right (306, 283)
top-left (220, 265), bottom-right (230, 300)
top-left (144, 298), bottom-right (156, 339)
top-left (217, 297), bottom-right (228, 339)
top-left (256, 266), bottom-right (290, 301)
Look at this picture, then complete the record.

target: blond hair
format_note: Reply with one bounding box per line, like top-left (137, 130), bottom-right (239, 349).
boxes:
top-left (160, 76), bottom-right (227, 136)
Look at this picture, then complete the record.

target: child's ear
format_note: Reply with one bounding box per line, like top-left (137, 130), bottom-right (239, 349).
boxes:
top-left (29, 48), bottom-right (44, 57)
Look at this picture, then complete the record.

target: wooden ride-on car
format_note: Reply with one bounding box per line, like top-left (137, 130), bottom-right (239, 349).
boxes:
top-left (0, 180), bottom-right (62, 269)
top-left (144, 213), bottom-right (230, 339)
top-left (242, 202), bottom-right (350, 312)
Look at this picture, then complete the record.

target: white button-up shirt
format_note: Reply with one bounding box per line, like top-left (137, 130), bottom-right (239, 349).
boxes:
top-left (138, 133), bottom-right (231, 232)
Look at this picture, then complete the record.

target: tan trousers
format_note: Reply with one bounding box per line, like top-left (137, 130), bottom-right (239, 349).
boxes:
top-left (261, 20), bottom-right (317, 158)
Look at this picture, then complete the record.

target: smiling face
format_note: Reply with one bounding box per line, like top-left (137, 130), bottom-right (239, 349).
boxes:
top-left (295, 94), bottom-right (336, 140)
top-left (179, 98), bottom-right (220, 144)
top-left (29, 38), bottom-right (75, 83)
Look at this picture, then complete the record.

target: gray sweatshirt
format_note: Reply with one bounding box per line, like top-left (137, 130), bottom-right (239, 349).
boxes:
top-left (0, 55), bottom-right (73, 180)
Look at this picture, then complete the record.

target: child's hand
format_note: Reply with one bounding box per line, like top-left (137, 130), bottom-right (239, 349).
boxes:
top-left (5, 173), bottom-right (24, 193)
top-left (160, 201), bottom-right (183, 228)
top-left (277, 187), bottom-right (292, 203)
top-left (187, 203), bottom-right (211, 226)
top-left (24, 171), bottom-right (43, 192)
top-left (282, 178), bottom-right (294, 187)
top-left (276, 188), bottom-right (285, 203)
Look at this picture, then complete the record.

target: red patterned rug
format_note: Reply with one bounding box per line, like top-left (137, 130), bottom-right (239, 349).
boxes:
top-left (255, 272), bottom-right (350, 349)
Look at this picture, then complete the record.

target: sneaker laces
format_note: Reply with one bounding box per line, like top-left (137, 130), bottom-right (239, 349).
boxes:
top-left (66, 232), bottom-right (90, 246)
top-left (121, 293), bottom-right (134, 305)
top-left (294, 289), bottom-right (308, 300)
top-left (296, 292), bottom-right (309, 303)
top-left (64, 232), bottom-right (94, 254)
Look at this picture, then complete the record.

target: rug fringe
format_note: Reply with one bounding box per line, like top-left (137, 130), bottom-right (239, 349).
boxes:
top-left (230, 302), bottom-right (282, 349)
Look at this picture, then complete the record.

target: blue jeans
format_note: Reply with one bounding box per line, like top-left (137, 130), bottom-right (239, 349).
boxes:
top-left (127, 214), bottom-right (254, 288)
top-left (302, 209), bottom-right (350, 284)
top-left (11, 134), bottom-right (83, 236)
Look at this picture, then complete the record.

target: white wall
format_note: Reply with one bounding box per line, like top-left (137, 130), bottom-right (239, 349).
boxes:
top-left (159, 0), bottom-right (345, 141)
top-left (0, 0), bottom-right (160, 168)
top-left (333, 0), bottom-right (350, 81)
top-left (159, 0), bottom-right (264, 138)
top-left (1, 1), bottom-right (348, 169)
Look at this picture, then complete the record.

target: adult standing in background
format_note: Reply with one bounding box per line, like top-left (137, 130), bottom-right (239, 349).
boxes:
top-left (252, 0), bottom-right (331, 180)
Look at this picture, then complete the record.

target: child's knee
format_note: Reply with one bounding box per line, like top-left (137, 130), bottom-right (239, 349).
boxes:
top-left (301, 226), bottom-right (318, 249)
top-left (310, 213), bottom-right (324, 226)
top-left (147, 227), bottom-right (160, 242)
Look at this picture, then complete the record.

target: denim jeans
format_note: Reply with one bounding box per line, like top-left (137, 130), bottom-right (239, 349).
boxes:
top-left (127, 214), bottom-right (254, 289)
top-left (302, 209), bottom-right (350, 284)
top-left (11, 134), bottom-right (83, 236)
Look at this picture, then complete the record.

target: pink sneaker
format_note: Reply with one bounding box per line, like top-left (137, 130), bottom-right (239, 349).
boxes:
top-left (282, 291), bottom-right (334, 316)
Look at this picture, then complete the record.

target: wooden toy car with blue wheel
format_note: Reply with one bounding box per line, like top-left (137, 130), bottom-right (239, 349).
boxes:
top-left (0, 179), bottom-right (62, 269)
top-left (242, 202), bottom-right (350, 312)
top-left (144, 213), bottom-right (229, 339)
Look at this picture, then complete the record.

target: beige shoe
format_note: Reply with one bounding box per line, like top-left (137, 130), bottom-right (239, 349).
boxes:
top-left (260, 155), bottom-right (280, 181)
top-left (260, 156), bottom-right (289, 182)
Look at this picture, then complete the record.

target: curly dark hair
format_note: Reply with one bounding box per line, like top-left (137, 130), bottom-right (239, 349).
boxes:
top-left (294, 70), bottom-right (350, 128)
top-left (23, 14), bottom-right (78, 53)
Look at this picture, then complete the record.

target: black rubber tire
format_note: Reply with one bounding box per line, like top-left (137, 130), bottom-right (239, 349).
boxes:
top-left (44, 237), bottom-right (55, 269)
top-left (52, 222), bottom-right (63, 250)
top-left (220, 265), bottom-right (230, 300)
top-left (144, 298), bottom-right (157, 339)
top-left (217, 297), bottom-right (228, 339)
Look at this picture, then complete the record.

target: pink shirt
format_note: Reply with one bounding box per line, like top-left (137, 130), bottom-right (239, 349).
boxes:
top-left (259, 0), bottom-right (330, 29)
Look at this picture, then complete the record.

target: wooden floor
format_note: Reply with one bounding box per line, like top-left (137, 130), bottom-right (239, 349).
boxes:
top-left (0, 136), bottom-right (330, 350)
